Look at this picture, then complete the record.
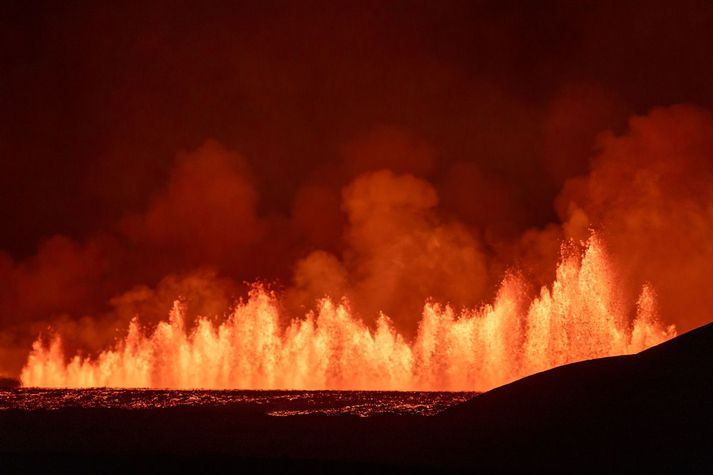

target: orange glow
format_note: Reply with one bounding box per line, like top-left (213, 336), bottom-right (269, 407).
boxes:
top-left (20, 235), bottom-right (675, 391)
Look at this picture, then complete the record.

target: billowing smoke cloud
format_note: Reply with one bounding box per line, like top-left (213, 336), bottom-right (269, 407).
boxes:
top-left (120, 140), bottom-right (264, 274)
top-left (557, 105), bottom-right (713, 331)
top-left (289, 170), bottom-right (489, 333)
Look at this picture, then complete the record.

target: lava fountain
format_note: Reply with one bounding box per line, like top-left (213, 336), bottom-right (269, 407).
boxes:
top-left (20, 235), bottom-right (675, 391)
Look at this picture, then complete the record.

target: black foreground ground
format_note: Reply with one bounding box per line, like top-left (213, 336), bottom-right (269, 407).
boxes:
top-left (2, 322), bottom-right (711, 473)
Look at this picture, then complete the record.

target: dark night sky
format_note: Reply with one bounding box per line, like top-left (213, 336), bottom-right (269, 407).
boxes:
top-left (3, 1), bottom-right (713, 256)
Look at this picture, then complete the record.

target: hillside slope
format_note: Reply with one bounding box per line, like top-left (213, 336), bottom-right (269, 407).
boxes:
top-left (434, 322), bottom-right (713, 470)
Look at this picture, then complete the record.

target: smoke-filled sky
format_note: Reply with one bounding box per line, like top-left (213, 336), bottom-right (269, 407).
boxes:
top-left (3, 0), bottom-right (713, 377)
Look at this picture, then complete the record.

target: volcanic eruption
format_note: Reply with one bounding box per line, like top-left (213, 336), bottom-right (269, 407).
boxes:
top-left (20, 234), bottom-right (673, 391)
top-left (3, 5), bottom-right (713, 389)
top-left (3, 2), bottom-right (713, 471)
top-left (8, 105), bottom-right (713, 391)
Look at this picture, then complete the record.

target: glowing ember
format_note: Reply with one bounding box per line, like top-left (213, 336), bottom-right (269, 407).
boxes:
top-left (20, 235), bottom-right (675, 391)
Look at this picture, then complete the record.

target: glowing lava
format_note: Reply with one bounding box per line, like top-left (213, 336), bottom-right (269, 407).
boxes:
top-left (20, 236), bottom-right (675, 391)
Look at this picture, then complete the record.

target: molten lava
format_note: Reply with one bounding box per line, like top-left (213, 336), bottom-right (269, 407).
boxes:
top-left (20, 236), bottom-right (675, 391)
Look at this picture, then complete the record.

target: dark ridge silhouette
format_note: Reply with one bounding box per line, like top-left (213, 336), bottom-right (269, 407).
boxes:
top-left (1, 323), bottom-right (711, 472)
top-left (433, 321), bottom-right (713, 470)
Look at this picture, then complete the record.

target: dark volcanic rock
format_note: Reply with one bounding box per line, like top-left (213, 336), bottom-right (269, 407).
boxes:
top-left (436, 321), bottom-right (713, 470)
